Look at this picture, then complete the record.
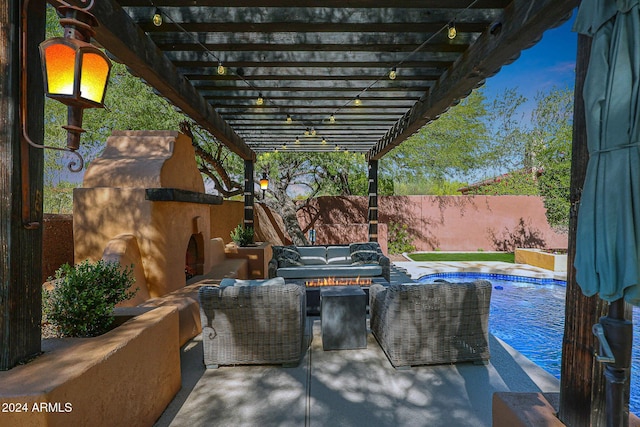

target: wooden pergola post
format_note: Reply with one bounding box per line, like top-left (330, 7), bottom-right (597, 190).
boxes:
top-left (558, 33), bottom-right (608, 427)
top-left (0, 0), bottom-right (46, 370)
top-left (367, 159), bottom-right (378, 243)
top-left (243, 159), bottom-right (255, 243)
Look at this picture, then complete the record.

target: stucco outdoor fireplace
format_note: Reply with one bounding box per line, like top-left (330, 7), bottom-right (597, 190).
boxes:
top-left (73, 130), bottom-right (221, 303)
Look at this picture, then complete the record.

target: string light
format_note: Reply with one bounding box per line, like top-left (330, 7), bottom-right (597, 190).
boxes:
top-left (256, 93), bottom-right (264, 106)
top-left (152, 8), bottom-right (162, 26)
top-left (286, 115), bottom-right (292, 124)
top-left (217, 62), bottom-right (226, 75)
top-left (334, 145), bottom-right (340, 151)
top-left (329, 114), bottom-right (335, 123)
top-left (304, 128), bottom-right (310, 136)
top-left (295, 136), bottom-right (300, 144)
top-left (448, 21), bottom-right (457, 39)
top-left (354, 96), bottom-right (362, 106)
top-left (282, 143), bottom-right (288, 150)
top-left (311, 127), bottom-right (316, 136)
top-left (322, 138), bottom-right (327, 144)
top-left (389, 67), bottom-right (397, 80)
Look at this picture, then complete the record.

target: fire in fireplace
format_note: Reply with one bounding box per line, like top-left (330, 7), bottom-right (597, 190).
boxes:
top-left (305, 276), bottom-right (373, 287)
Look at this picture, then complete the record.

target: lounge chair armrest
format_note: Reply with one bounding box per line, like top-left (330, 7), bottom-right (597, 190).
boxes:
top-left (268, 258), bottom-right (278, 278)
top-left (377, 254), bottom-right (391, 282)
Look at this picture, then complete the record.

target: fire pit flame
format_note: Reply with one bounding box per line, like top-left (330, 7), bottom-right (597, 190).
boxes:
top-left (305, 276), bottom-right (372, 287)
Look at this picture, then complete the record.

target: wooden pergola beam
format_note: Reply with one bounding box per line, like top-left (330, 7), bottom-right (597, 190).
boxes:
top-left (368, 0), bottom-right (580, 160)
top-left (48, 0), bottom-right (255, 161)
top-left (120, 0), bottom-right (511, 7)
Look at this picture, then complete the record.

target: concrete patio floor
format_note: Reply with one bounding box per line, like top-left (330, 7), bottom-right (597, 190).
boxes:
top-left (154, 261), bottom-right (564, 427)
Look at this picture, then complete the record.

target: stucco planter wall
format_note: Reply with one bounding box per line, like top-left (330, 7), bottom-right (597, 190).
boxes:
top-left (515, 248), bottom-right (568, 272)
top-left (0, 306), bottom-right (180, 427)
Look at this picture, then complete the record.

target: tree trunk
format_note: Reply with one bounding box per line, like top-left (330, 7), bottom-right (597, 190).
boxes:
top-left (272, 194), bottom-right (307, 246)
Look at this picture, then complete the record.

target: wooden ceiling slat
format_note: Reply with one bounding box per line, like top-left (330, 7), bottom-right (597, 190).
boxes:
top-left (124, 7), bottom-right (502, 27)
top-left (119, 1), bottom-right (511, 9)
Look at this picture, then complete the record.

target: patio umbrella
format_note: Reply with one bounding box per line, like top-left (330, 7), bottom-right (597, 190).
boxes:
top-left (574, 1), bottom-right (640, 425)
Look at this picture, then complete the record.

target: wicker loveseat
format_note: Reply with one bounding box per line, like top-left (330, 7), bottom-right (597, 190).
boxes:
top-left (198, 280), bottom-right (307, 369)
top-left (369, 280), bottom-right (492, 368)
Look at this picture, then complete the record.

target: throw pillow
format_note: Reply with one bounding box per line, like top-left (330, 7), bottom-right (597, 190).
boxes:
top-left (261, 277), bottom-right (286, 286)
top-left (273, 245), bottom-right (304, 267)
top-left (349, 242), bottom-right (381, 265)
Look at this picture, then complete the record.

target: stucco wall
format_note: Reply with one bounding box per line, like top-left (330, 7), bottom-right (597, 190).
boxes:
top-left (210, 201), bottom-right (244, 244)
top-left (298, 195), bottom-right (567, 251)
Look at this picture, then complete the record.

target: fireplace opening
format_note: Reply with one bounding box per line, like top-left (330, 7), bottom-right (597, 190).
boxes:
top-left (185, 234), bottom-right (204, 279)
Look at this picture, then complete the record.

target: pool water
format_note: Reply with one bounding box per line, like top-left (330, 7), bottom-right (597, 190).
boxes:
top-left (418, 272), bottom-right (640, 414)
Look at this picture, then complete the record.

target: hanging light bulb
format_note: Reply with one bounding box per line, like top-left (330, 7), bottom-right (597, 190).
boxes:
top-left (217, 62), bottom-right (226, 75)
top-left (354, 96), bottom-right (362, 106)
top-left (295, 136), bottom-right (300, 144)
top-left (448, 21), bottom-right (457, 39)
top-left (304, 128), bottom-right (310, 136)
top-left (282, 143), bottom-right (288, 150)
top-left (322, 138), bottom-right (327, 144)
top-left (256, 93), bottom-right (264, 106)
top-left (152, 8), bottom-right (163, 27)
top-left (329, 114), bottom-right (336, 123)
top-left (389, 67), bottom-right (397, 80)
top-left (311, 127), bottom-right (316, 136)
top-left (334, 145), bottom-right (340, 151)
top-left (286, 114), bottom-right (292, 124)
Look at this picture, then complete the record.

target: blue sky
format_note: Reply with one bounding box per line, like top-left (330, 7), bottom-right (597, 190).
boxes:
top-left (482, 11), bottom-right (578, 102)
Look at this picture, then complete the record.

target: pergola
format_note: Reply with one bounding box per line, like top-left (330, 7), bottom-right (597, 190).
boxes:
top-left (1, 0), bottom-right (612, 425)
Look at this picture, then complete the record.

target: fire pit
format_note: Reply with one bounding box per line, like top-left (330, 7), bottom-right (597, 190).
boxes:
top-left (301, 277), bottom-right (376, 315)
top-left (305, 277), bottom-right (373, 287)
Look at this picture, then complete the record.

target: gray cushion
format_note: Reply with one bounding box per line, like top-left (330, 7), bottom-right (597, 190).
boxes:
top-left (297, 246), bottom-right (328, 265)
top-left (326, 246), bottom-right (351, 264)
top-left (350, 242), bottom-right (381, 265)
top-left (220, 277), bottom-right (287, 287)
top-left (273, 245), bottom-right (304, 267)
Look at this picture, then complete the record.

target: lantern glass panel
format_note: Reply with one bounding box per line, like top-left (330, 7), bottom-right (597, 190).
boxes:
top-left (42, 41), bottom-right (76, 96)
top-left (79, 50), bottom-right (111, 104)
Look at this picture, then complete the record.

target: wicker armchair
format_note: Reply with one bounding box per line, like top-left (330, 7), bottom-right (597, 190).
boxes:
top-left (369, 280), bottom-right (492, 368)
top-left (198, 283), bottom-right (307, 369)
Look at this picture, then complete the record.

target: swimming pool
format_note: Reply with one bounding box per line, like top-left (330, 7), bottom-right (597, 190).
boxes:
top-left (418, 272), bottom-right (640, 415)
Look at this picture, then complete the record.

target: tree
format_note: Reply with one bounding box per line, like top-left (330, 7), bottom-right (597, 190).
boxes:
top-left (384, 90), bottom-right (492, 185)
top-left (528, 88), bottom-right (573, 232)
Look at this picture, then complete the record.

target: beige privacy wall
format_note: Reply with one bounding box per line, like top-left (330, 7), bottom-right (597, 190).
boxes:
top-left (74, 131), bottom-right (214, 298)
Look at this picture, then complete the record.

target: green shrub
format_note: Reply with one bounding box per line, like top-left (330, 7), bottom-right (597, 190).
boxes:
top-left (231, 224), bottom-right (254, 246)
top-left (43, 260), bottom-right (137, 337)
top-left (387, 221), bottom-right (416, 255)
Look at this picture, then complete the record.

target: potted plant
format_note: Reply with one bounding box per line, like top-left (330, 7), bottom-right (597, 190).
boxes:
top-left (230, 224), bottom-right (255, 247)
top-left (42, 259), bottom-right (138, 337)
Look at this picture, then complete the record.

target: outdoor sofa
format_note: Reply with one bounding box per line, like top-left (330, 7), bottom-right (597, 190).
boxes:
top-left (267, 242), bottom-right (391, 282)
top-left (369, 280), bottom-right (492, 368)
top-left (198, 277), bottom-right (307, 368)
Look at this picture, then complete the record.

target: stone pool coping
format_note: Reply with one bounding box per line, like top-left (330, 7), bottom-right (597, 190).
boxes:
top-left (394, 260), bottom-right (567, 282)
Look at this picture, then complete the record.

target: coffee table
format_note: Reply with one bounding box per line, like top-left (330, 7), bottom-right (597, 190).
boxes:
top-left (320, 286), bottom-right (367, 351)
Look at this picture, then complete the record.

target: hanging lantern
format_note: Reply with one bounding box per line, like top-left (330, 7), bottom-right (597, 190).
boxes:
top-left (39, 6), bottom-right (112, 150)
top-left (259, 173), bottom-right (269, 198)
